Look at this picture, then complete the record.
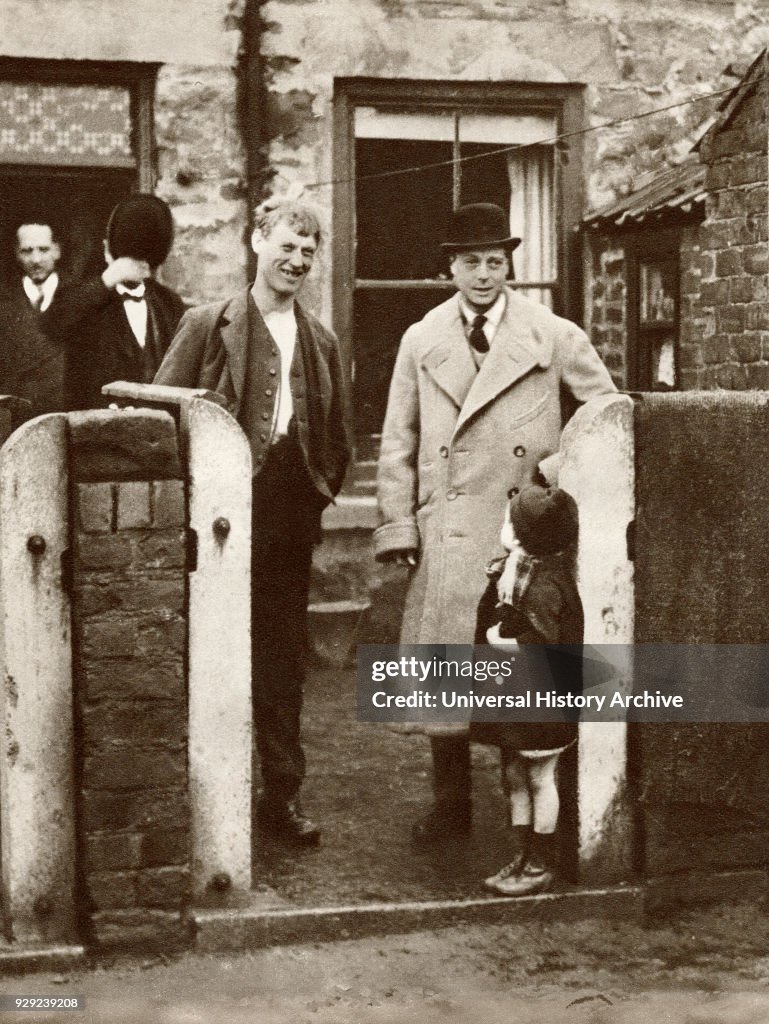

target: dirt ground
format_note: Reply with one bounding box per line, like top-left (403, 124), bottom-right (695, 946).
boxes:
top-left (252, 666), bottom-right (577, 903)
top-left (2, 902), bottom-right (769, 1023)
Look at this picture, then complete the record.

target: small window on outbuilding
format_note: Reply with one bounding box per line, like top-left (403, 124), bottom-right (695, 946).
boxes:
top-left (584, 158), bottom-right (706, 393)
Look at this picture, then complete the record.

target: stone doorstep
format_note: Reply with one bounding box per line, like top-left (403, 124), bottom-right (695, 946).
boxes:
top-left (189, 885), bottom-right (645, 954)
top-left (0, 944), bottom-right (86, 976)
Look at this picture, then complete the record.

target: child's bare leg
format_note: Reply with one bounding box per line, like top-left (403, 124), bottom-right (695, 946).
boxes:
top-left (526, 752), bottom-right (561, 885)
top-left (486, 752), bottom-right (562, 895)
top-left (484, 752), bottom-right (531, 891)
top-left (528, 753), bottom-right (560, 834)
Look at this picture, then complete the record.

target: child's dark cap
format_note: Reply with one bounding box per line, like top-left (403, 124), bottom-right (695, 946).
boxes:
top-left (509, 485), bottom-right (579, 556)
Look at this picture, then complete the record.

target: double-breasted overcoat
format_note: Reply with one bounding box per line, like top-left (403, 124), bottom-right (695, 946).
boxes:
top-left (374, 288), bottom-right (616, 646)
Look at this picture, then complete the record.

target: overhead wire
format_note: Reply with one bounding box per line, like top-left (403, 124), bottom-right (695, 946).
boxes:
top-left (300, 73), bottom-right (762, 191)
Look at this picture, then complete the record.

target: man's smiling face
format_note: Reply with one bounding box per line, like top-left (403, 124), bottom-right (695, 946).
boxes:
top-left (252, 220), bottom-right (318, 299)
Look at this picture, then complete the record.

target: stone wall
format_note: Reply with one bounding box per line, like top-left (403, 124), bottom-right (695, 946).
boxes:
top-left (259, 0), bottom-right (769, 326)
top-left (0, 0), bottom-right (249, 305)
top-left (69, 410), bottom-right (190, 952)
top-left (585, 240), bottom-right (627, 386)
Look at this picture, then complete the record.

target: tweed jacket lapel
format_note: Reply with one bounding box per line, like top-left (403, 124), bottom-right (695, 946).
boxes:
top-left (218, 289), bottom-right (251, 410)
top-left (420, 296), bottom-right (477, 411)
top-left (454, 288), bottom-right (555, 434)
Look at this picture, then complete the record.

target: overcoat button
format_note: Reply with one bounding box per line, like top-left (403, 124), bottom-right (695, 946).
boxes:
top-left (265, 388), bottom-right (273, 397)
top-left (439, 445), bottom-right (449, 458)
top-left (507, 486), bottom-right (519, 498)
top-left (261, 412), bottom-right (270, 421)
top-left (260, 433), bottom-right (267, 442)
top-left (446, 488), bottom-right (458, 501)
top-left (514, 445), bottom-right (526, 457)
top-left (269, 368), bottom-right (277, 376)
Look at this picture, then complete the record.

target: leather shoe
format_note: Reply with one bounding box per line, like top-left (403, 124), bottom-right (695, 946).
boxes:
top-left (257, 798), bottom-right (321, 846)
top-left (483, 851), bottom-right (527, 892)
top-left (412, 802), bottom-right (472, 845)
top-left (486, 860), bottom-right (553, 896)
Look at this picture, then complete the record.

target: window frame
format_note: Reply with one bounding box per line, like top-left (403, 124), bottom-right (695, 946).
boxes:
top-left (332, 77), bottom-right (586, 372)
top-left (0, 56), bottom-right (159, 190)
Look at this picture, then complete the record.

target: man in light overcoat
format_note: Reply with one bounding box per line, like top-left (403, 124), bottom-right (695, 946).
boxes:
top-left (374, 202), bottom-right (615, 843)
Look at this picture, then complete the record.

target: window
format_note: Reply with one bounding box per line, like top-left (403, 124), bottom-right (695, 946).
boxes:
top-left (333, 79), bottom-right (584, 445)
top-left (627, 234), bottom-right (681, 392)
top-left (0, 58), bottom-right (157, 287)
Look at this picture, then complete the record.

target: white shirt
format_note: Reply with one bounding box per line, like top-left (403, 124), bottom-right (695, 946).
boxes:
top-left (23, 272), bottom-right (59, 313)
top-left (264, 307), bottom-right (297, 437)
top-left (458, 290), bottom-right (506, 349)
top-left (116, 283), bottom-right (148, 348)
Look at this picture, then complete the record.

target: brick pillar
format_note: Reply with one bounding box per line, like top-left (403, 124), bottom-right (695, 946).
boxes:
top-left (68, 409), bottom-right (190, 952)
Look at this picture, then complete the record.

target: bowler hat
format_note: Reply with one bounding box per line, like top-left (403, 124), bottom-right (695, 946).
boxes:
top-left (441, 203), bottom-right (521, 253)
top-left (510, 485), bottom-right (579, 557)
top-left (106, 194), bottom-right (174, 269)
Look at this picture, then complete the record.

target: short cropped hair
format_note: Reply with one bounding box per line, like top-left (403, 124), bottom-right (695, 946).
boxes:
top-left (253, 197), bottom-right (322, 243)
top-left (16, 222), bottom-right (58, 244)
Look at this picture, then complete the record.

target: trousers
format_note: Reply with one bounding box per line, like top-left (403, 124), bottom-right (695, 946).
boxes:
top-left (251, 429), bottom-right (324, 800)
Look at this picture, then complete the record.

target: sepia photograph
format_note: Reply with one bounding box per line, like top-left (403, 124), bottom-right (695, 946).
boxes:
top-left (0, 0), bottom-right (768, 1020)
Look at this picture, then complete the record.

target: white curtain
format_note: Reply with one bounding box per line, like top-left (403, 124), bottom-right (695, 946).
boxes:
top-left (507, 147), bottom-right (556, 308)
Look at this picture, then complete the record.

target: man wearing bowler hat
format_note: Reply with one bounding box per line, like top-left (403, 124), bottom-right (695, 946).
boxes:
top-left (375, 202), bottom-right (616, 844)
top-left (68, 194), bottom-right (186, 409)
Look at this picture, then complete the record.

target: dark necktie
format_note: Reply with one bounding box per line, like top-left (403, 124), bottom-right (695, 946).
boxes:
top-left (33, 291), bottom-right (44, 312)
top-left (468, 314), bottom-right (489, 353)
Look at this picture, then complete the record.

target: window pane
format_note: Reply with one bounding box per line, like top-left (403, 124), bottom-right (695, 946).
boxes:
top-left (0, 82), bottom-right (134, 167)
top-left (355, 138), bottom-right (453, 280)
top-left (459, 112), bottom-right (554, 145)
top-left (650, 334), bottom-right (677, 390)
top-left (355, 107), bottom-right (455, 141)
top-left (640, 261), bottom-right (676, 323)
top-left (507, 146), bottom-right (555, 307)
top-left (353, 286), bottom-right (448, 437)
top-left (459, 142), bottom-right (510, 211)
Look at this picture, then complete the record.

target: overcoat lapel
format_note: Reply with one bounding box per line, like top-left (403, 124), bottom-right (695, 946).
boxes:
top-left (218, 289), bottom-right (250, 409)
top-left (420, 300), bottom-right (477, 411)
top-left (454, 290), bottom-right (555, 434)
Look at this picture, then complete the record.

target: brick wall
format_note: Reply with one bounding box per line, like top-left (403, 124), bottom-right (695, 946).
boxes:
top-left (68, 410), bottom-right (190, 952)
top-left (691, 74), bottom-right (769, 388)
top-left (586, 241), bottom-right (627, 387)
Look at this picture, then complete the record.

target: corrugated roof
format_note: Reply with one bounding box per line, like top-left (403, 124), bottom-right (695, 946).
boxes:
top-left (584, 158), bottom-right (707, 229)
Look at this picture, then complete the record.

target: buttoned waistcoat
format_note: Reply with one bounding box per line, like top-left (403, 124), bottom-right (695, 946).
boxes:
top-left (154, 289), bottom-right (351, 502)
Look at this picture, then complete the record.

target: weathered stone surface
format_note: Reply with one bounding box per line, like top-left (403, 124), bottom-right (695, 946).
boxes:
top-left (68, 410), bottom-right (182, 482)
top-left (86, 833), bottom-right (143, 873)
top-left (115, 483), bottom-right (152, 531)
top-left (76, 483), bottom-right (114, 534)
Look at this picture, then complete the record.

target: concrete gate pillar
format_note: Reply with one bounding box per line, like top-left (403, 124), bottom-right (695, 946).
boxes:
top-left (0, 411), bottom-right (77, 945)
top-left (559, 393), bottom-right (635, 885)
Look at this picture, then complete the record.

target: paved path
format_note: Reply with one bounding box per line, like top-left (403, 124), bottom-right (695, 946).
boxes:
top-left (1, 903), bottom-right (768, 1023)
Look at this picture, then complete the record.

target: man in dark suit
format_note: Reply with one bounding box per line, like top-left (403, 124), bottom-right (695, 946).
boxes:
top-left (69, 195), bottom-right (186, 410)
top-left (0, 221), bottom-right (67, 414)
top-left (0, 221), bottom-right (153, 415)
top-left (155, 196), bottom-right (351, 845)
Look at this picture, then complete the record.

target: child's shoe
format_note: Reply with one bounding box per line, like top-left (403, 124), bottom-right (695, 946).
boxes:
top-left (485, 858), bottom-right (553, 896)
top-left (483, 851), bottom-right (526, 892)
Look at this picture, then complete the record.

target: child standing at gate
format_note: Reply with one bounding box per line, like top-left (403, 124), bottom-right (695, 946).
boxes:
top-left (473, 484), bottom-right (583, 896)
